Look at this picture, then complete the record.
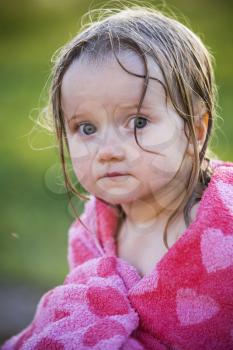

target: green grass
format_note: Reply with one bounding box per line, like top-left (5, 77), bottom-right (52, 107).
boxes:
top-left (1, 0), bottom-right (233, 289)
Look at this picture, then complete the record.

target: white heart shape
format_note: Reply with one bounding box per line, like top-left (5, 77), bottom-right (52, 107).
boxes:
top-left (201, 228), bottom-right (233, 273)
top-left (216, 180), bottom-right (233, 216)
top-left (176, 288), bottom-right (219, 326)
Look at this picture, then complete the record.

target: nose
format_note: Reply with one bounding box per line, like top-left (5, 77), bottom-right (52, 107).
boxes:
top-left (96, 129), bottom-right (125, 163)
top-left (97, 145), bottom-right (125, 162)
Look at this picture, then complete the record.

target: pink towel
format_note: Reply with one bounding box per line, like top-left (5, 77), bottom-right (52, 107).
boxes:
top-left (2, 159), bottom-right (233, 350)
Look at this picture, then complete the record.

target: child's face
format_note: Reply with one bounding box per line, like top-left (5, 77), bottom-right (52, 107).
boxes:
top-left (61, 52), bottom-right (192, 206)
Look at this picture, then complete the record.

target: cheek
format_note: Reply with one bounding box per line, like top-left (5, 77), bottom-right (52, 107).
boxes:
top-left (135, 120), bottom-right (185, 164)
top-left (71, 157), bottom-right (88, 185)
top-left (146, 139), bottom-right (188, 182)
top-left (68, 136), bottom-right (91, 160)
top-left (68, 138), bottom-right (95, 185)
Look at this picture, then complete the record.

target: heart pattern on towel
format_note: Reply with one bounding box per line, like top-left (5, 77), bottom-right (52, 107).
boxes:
top-left (216, 180), bottom-right (233, 216)
top-left (201, 228), bottom-right (233, 273)
top-left (3, 165), bottom-right (233, 350)
top-left (176, 288), bottom-right (220, 326)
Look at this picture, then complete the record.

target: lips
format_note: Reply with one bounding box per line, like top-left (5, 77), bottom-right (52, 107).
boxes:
top-left (104, 172), bottom-right (128, 177)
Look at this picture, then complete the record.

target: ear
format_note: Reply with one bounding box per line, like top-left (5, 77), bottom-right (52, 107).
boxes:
top-left (195, 111), bottom-right (209, 151)
top-left (187, 111), bottom-right (209, 157)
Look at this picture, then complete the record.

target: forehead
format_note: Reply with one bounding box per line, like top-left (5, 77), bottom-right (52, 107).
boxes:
top-left (61, 50), bottom-right (167, 115)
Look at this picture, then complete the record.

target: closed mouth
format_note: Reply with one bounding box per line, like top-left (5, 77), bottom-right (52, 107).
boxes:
top-left (105, 173), bottom-right (128, 177)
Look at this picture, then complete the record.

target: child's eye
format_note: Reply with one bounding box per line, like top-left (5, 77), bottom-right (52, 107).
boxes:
top-left (129, 116), bottom-right (149, 129)
top-left (76, 123), bottom-right (97, 136)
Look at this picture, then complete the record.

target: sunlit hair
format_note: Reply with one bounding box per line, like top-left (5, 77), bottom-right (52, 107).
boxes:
top-left (42, 4), bottom-right (218, 249)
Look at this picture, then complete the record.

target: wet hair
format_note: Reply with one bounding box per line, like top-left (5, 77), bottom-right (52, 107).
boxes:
top-left (42, 4), bottom-right (218, 249)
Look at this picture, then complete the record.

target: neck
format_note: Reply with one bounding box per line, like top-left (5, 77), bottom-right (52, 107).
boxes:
top-left (120, 183), bottom-right (187, 235)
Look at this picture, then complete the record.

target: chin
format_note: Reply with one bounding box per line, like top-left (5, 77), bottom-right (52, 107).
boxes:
top-left (95, 190), bottom-right (139, 206)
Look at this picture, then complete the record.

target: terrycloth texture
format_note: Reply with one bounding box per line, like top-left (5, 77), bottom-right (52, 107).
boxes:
top-left (2, 160), bottom-right (233, 350)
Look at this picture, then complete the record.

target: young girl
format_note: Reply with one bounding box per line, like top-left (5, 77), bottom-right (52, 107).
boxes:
top-left (2, 5), bottom-right (233, 350)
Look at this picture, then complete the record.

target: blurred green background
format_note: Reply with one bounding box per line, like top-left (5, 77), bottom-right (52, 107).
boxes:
top-left (0, 0), bottom-right (233, 340)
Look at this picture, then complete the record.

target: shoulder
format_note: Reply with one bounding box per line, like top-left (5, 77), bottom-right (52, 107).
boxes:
top-left (69, 195), bottom-right (97, 235)
top-left (209, 159), bottom-right (233, 186)
top-left (67, 195), bottom-right (102, 271)
top-left (210, 158), bottom-right (233, 173)
top-left (200, 158), bottom-right (233, 226)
